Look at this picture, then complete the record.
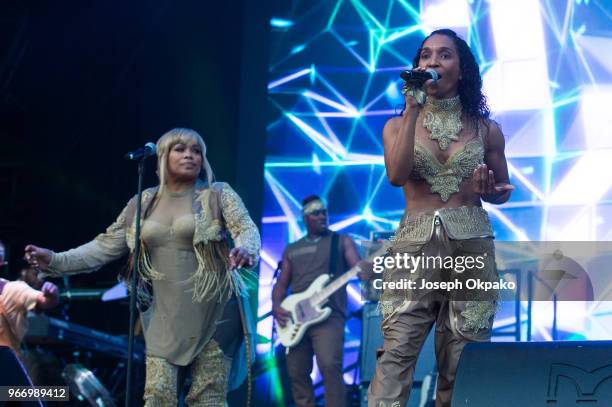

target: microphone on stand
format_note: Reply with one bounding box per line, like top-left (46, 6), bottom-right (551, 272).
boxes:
top-left (124, 142), bottom-right (156, 161)
top-left (400, 68), bottom-right (441, 87)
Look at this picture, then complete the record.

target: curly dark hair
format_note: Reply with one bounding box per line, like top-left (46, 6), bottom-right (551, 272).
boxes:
top-left (412, 29), bottom-right (490, 123)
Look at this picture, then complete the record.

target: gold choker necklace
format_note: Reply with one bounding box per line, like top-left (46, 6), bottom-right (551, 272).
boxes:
top-left (423, 95), bottom-right (463, 150)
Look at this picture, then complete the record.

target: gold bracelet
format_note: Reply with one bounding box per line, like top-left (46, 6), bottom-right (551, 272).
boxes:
top-left (401, 83), bottom-right (426, 105)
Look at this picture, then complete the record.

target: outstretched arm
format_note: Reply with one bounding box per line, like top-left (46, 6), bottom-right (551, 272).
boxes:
top-left (25, 197), bottom-right (135, 276)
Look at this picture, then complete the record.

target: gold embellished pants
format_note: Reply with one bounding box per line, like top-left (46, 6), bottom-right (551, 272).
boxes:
top-left (367, 298), bottom-right (493, 407)
top-left (368, 218), bottom-right (497, 407)
top-left (144, 339), bottom-right (228, 406)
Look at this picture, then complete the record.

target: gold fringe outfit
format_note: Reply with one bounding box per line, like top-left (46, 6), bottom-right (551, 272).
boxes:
top-left (46, 181), bottom-right (260, 406)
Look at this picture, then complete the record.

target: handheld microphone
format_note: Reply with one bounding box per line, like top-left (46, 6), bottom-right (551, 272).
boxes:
top-left (400, 68), bottom-right (441, 87)
top-left (124, 142), bottom-right (157, 160)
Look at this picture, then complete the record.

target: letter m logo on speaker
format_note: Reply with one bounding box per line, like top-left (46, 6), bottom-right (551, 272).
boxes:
top-left (547, 363), bottom-right (612, 403)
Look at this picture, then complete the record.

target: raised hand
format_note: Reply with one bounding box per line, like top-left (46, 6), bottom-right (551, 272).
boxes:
top-left (472, 164), bottom-right (514, 198)
top-left (39, 281), bottom-right (59, 309)
top-left (402, 66), bottom-right (436, 109)
top-left (24, 245), bottom-right (53, 271)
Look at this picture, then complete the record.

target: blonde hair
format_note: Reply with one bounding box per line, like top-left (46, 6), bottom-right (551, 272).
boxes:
top-left (156, 128), bottom-right (214, 195)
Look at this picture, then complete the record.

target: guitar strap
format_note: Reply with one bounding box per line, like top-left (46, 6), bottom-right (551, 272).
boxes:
top-left (328, 232), bottom-right (340, 278)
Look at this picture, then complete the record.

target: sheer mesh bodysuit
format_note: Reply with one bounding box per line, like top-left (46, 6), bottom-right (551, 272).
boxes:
top-left (141, 187), bottom-right (225, 366)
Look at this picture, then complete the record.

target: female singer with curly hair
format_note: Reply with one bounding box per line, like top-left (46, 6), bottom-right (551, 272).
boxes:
top-left (367, 29), bottom-right (513, 407)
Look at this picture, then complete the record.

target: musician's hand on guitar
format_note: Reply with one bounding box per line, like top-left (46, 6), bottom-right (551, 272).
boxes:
top-left (357, 260), bottom-right (374, 281)
top-left (229, 247), bottom-right (254, 269)
top-left (24, 245), bottom-right (52, 271)
top-left (273, 305), bottom-right (291, 327)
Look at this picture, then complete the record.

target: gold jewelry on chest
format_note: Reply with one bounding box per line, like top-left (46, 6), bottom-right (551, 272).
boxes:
top-left (422, 95), bottom-right (463, 151)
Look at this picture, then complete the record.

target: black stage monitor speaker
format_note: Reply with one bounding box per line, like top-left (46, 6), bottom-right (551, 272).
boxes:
top-left (452, 341), bottom-right (612, 407)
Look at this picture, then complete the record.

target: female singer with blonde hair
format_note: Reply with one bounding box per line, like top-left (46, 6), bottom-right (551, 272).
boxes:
top-left (25, 128), bottom-right (260, 406)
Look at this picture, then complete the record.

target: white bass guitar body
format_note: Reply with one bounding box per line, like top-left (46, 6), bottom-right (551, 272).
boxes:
top-left (274, 244), bottom-right (387, 349)
top-left (276, 274), bottom-right (332, 348)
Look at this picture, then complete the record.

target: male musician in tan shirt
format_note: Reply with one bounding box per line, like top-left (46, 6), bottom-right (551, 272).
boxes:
top-left (272, 195), bottom-right (364, 407)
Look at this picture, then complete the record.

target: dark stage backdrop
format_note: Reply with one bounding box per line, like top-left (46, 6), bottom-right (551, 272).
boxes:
top-left (0, 0), bottom-right (268, 340)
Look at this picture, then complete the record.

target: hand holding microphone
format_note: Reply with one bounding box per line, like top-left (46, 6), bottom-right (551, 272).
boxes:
top-left (400, 67), bottom-right (440, 107)
top-left (400, 67), bottom-right (440, 87)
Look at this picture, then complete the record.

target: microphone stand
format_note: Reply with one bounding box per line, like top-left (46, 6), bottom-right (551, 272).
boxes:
top-left (126, 158), bottom-right (146, 407)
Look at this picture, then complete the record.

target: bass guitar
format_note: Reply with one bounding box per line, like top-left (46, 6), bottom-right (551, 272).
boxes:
top-left (276, 246), bottom-right (386, 348)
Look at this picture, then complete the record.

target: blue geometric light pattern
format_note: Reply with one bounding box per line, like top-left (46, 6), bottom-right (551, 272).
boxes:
top-left (258, 0), bottom-right (612, 397)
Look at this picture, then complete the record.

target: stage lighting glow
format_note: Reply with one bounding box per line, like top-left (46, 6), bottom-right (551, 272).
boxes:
top-left (264, 171), bottom-right (302, 240)
top-left (484, 205), bottom-right (530, 241)
top-left (490, 0), bottom-right (546, 60)
top-left (379, 25), bottom-right (424, 44)
top-left (549, 151), bottom-right (612, 205)
top-left (385, 81), bottom-right (400, 101)
top-left (486, 0), bottom-right (551, 111)
top-left (286, 113), bottom-right (344, 159)
top-left (291, 44), bottom-right (306, 55)
top-left (581, 86), bottom-right (612, 150)
top-left (270, 18), bottom-right (295, 28)
top-left (484, 59), bottom-right (553, 111)
top-left (574, 35), bottom-right (612, 74)
top-left (312, 153), bottom-right (321, 175)
top-left (507, 162), bottom-right (546, 201)
top-left (421, 0), bottom-right (470, 32)
top-left (329, 215), bottom-right (364, 231)
top-left (268, 68), bottom-right (312, 90)
top-left (259, 249), bottom-right (280, 271)
top-left (302, 91), bottom-right (361, 117)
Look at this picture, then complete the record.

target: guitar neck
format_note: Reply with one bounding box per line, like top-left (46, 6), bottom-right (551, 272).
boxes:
top-left (311, 266), bottom-right (360, 306)
top-left (309, 245), bottom-right (388, 307)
